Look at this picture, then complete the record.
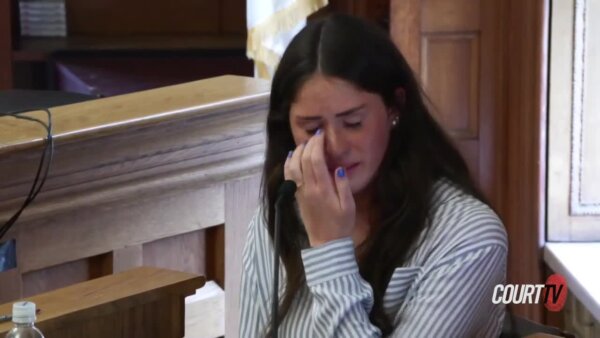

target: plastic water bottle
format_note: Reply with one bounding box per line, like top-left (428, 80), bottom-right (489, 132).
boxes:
top-left (5, 301), bottom-right (44, 338)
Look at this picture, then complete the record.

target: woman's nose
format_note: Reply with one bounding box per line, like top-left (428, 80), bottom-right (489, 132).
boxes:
top-left (323, 128), bottom-right (349, 159)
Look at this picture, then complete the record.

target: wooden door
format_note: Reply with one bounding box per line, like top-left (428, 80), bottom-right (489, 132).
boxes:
top-left (391, 0), bottom-right (502, 205)
top-left (390, 0), bottom-right (548, 323)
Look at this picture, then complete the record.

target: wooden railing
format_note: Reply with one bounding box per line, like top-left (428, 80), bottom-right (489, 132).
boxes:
top-left (0, 267), bottom-right (204, 338)
top-left (0, 75), bottom-right (270, 337)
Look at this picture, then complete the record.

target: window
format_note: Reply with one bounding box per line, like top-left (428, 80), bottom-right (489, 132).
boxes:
top-left (548, 0), bottom-right (600, 240)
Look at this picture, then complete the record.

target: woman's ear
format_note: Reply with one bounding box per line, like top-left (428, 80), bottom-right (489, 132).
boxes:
top-left (394, 87), bottom-right (406, 108)
top-left (388, 87), bottom-right (405, 128)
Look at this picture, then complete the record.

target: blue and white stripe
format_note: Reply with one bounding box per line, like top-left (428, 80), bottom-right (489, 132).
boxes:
top-left (239, 179), bottom-right (508, 337)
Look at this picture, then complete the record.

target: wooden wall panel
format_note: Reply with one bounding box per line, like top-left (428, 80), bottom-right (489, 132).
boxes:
top-left (142, 230), bottom-right (206, 276)
top-left (391, 0), bottom-right (548, 324)
top-left (499, 0), bottom-right (547, 323)
top-left (455, 139), bottom-right (480, 184)
top-left (113, 245), bottom-right (143, 274)
top-left (0, 0), bottom-right (12, 90)
top-left (0, 268), bottom-right (21, 302)
top-left (221, 0), bottom-right (247, 34)
top-left (224, 174), bottom-right (261, 338)
top-left (390, 0), bottom-right (421, 72)
top-left (17, 184), bottom-right (224, 274)
top-left (422, 0), bottom-right (480, 32)
top-left (66, 0), bottom-right (220, 36)
top-left (206, 225), bottom-right (225, 287)
top-left (22, 258), bottom-right (90, 298)
top-left (422, 34), bottom-right (479, 138)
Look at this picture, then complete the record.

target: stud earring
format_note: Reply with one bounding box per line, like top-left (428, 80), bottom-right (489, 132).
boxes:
top-left (391, 116), bottom-right (400, 127)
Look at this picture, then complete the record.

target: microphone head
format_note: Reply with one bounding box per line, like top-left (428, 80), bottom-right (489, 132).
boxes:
top-left (276, 180), bottom-right (297, 203)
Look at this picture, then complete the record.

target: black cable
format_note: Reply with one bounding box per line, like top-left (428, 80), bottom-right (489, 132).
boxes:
top-left (0, 108), bottom-right (53, 240)
top-left (272, 202), bottom-right (282, 338)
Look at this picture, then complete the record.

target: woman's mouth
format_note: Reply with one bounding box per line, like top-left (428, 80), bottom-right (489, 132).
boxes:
top-left (346, 163), bottom-right (360, 174)
top-left (329, 163), bottom-right (360, 176)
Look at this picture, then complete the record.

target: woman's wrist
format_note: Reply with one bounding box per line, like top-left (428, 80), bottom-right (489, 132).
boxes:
top-left (301, 237), bottom-right (358, 286)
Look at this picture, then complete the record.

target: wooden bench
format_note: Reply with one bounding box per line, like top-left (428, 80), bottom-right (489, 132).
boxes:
top-left (0, 267), bottom-right (204, 338)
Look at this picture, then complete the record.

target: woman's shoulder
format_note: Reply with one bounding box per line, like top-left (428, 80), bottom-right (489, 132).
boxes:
top-left (247, 206), bottom-right (270, 243)
top-left (423, 179), bottom-right (508, 258)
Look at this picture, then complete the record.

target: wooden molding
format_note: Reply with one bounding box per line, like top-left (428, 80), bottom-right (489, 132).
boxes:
top-left (500, 0), bottom-right (549, 323)
top-left (0, 75), bottom-right (269, 223)
top-left (390, 0), bottom-right (421, 73)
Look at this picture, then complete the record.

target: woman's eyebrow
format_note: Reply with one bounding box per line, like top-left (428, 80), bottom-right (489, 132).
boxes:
top-left (295, 104), bottom-right (366, 121)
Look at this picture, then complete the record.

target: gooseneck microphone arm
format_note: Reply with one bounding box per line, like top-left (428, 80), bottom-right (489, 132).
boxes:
top-left (272, 180), bottom-right (297, 338)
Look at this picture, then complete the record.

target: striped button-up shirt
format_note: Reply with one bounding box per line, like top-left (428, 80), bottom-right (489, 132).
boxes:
top-left (240, 180), bottom-right (508, 337)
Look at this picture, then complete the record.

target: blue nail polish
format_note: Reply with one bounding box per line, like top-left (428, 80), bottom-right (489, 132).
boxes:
top-left (287, 150), bottom-right (293, 158)
top-left (315, 128), bottom-right (322, 135)
top-left (337, 168), bottom-right (345, 178)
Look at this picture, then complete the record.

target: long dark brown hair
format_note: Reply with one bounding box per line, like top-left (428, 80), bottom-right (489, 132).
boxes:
top-left (261, 14), bottom-right (486, 336)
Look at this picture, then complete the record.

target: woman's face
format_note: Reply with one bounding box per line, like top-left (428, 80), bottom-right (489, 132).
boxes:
top-left (289, 74), bottom-right (397, 194)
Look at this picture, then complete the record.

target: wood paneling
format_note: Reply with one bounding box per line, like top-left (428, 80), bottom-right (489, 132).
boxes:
top-left (0, 267), bottom-right (204, 338)
top-left (422, 33), bottom-right (479, 138)
top-left (113, 245), bottom-right (143, 274)
top-left (143, 231), bottom-right (206, 276)
top-left (17, 185), bottom-right (224, 273)
top-left (422, 0), bottom-right (480, 32)
top-left (66, 0), bottom-right (220, 36)
top-left (88, 252), bottom-right (113, 279)
top-left (500, 0), bottom-right (548, 323)
top-left (22, 259), bottom-right (90, 298)
top-left (221, 0), bottom-right (247, 34)
top-left (224, 174), bottom-right (261, 337)
top-left (390, 0), bottom-right (421, 72)
top-left (395, 0), bottom-right (490, 196)
top-left (455, 139), bottom-right (480, 183)
top-left (0, 0), bottom-right (248, 90)
top-left (391, 0), bottom-right (548, 323)
top-left (206, 225), bottom-right (225, 287)
top-left (0, 0), bottom-right (12, 90)
top-left (0, 76), bottom-right (270, 334)
top-left (0, 268), bottom-right (20, 302)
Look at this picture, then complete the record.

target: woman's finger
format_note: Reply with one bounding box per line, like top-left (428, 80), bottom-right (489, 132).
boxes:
top-left (310, 129), bottom-right (333, 191)
top-left (301, 135), bottom-right (318, 188)
top-left (287, 143), bottom-right (305, 188)
top-left (334, 167), bottom-right (355, 213)
top-left (283, 150), bottom-right (293, 180)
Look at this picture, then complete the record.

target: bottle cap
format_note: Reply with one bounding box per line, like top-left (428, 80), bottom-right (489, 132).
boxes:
top-left (12, 301), bottom-right (36, 324)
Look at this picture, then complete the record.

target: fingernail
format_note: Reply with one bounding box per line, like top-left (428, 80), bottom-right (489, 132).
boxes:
top-left (287, 150), bottom-right (293, 158)
top-left (315, 128), bottom-right (322, 135)
top-left (337, 167), bottom-right (345, 178)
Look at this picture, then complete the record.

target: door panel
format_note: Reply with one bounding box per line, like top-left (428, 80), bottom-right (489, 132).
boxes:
top-left (391, 0), bottom-right (547, 324)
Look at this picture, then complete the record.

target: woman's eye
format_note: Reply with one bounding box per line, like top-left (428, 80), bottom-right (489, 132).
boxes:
top-left (305, 128), bottom-right (319, 135)
top-left (344, 121), bottom-right (362, 129)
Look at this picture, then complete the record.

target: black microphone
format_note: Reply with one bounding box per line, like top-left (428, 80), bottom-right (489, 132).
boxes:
top-left (272, 180), bottom-right (296, 338)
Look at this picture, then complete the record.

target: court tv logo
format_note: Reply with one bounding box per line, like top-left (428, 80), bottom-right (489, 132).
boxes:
top-left (492, 274), bottom-right (568, 311)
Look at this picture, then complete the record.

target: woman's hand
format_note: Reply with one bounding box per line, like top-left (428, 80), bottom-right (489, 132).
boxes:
top-left (284, 130), bottom-right (356, 247)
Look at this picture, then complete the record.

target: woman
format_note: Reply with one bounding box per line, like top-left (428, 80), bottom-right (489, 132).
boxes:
top-left (240, 14), bottom-right (507, 337)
